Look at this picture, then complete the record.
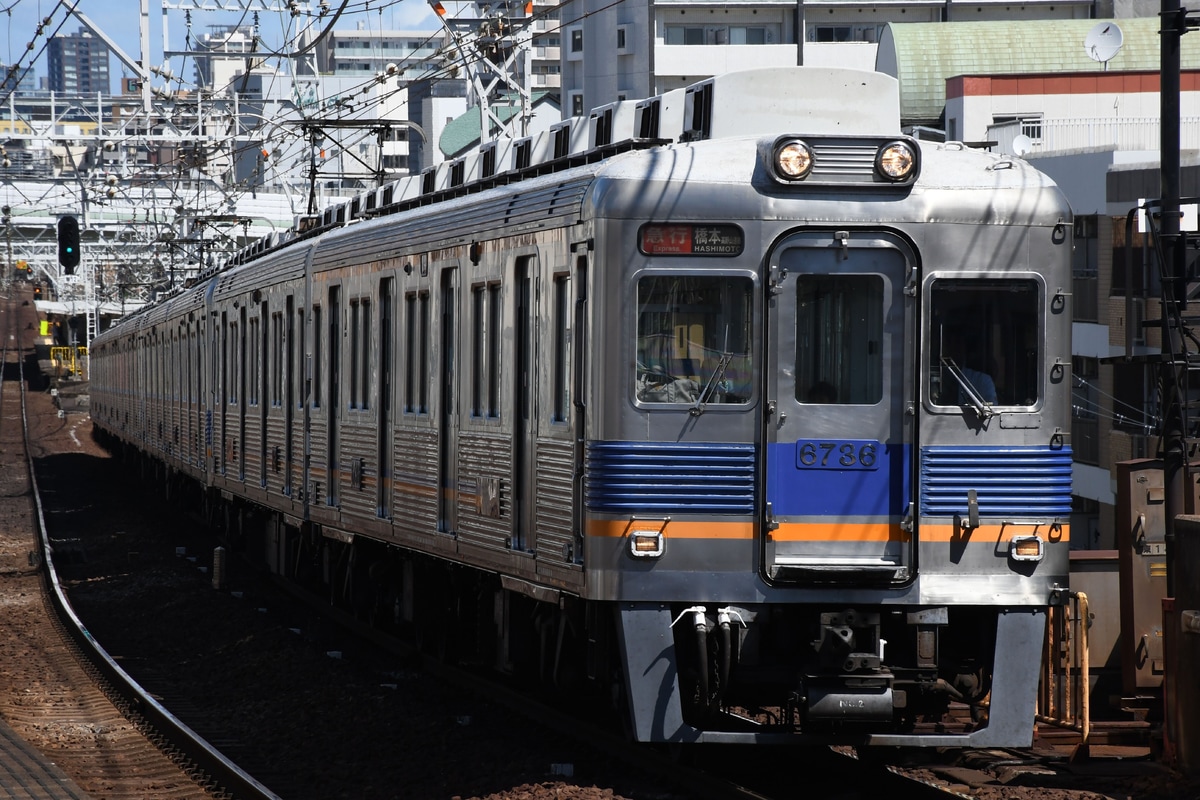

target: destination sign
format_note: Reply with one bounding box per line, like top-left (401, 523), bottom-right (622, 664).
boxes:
top-left (639, 223), bottom-right (744, 256)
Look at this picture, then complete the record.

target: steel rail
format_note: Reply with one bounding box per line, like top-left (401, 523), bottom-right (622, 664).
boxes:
top-left (14, 307), bottom-right (283, 800)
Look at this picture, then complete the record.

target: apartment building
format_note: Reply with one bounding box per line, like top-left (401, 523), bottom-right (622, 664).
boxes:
top-left (47, 27), bottom-right (110, 96)
top-left (559, 0), bottom-right (1127, 116)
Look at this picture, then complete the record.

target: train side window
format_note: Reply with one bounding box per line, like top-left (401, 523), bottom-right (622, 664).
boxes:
top-left (404, 291), bottom-right (430, 415)
top-left (487, 282), bottom-right (501, 417)
top-left (405, 292), bottom-right (417, 413)
top-left (360, 299), bottom-right (371, 410)
top-left (419, 292), bottom-right (430, 414)
top-left (248, 317), bottom-right (260, 406)
top-left (928, 278), bottom-right (1040, 409)
top-left (795, 275), bottom-right (883, 405)
top-left (350, 299), bottom-right (360, 410)
top-left (272, 311), bottom-right (284, 407)
top-left (635, 275), bottom-right (753, 405)
top-left (471, 285), bottom-right (485, 417)
top-left (228, 319), bottom-right (238, 405)
top-left (552, 272), bottom-right (570, 422)
top-left (296, 308), bottom-right (305, 408)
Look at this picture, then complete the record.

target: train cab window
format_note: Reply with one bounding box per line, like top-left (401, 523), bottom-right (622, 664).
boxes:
top-left (795, 275), bottom-right (883, 405)
top-left (635, 275), bottom-right (753, 405)
top-left (928, 278), bottom-right (1040, 409)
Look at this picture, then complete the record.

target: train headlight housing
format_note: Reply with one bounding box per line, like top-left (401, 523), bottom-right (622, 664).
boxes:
top-left (629, 529), bottom-right (665, 558)
top-left (1008, 534), bottom-right (1045, 562)
top-left (774, 139), bottom-right (814, 181)
top-left (875, 141), bottom-right (917, 182)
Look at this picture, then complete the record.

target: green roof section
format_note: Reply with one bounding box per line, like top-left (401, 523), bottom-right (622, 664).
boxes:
top-left (439, 90), bottom-right (557, 158)
top-left (877, 18), bottom-right (1200, 124)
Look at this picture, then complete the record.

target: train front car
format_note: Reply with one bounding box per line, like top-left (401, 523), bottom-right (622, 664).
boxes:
top-left (585, 69), bottom-right (1072, 746)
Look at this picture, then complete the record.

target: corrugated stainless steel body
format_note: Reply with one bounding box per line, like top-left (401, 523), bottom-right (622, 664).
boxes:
top-left (87, 68), bottom-right (1073, 749)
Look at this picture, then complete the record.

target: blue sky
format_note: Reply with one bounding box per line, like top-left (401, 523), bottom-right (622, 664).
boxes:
top-left (2, 0), bottom-right (440, 93)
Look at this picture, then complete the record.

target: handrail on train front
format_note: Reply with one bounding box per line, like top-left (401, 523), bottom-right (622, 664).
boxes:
top-left (1037, 590), bottom-right (1091, 757)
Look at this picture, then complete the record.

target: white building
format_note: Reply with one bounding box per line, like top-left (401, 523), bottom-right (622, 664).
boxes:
top-left (561, 0), bottom-right (1155, 117)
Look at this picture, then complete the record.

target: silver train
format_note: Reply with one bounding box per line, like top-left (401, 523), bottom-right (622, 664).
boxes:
top-left (90, 67), bottom-right (1074, 746)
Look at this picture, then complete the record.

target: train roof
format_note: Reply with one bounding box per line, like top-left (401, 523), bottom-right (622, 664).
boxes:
top-left (97, 66), bottom-right (1068, 336)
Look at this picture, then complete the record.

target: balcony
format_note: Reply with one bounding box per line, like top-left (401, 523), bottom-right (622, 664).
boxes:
top-left (990, 116), bottom-right (1200, 155)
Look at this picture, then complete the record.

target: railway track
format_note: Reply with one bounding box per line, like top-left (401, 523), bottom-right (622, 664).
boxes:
top-left (0, 287), bottom-right (277, 800)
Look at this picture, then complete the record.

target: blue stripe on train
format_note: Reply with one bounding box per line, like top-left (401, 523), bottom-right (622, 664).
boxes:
top-left (919, 445), bottom-right (1073, 517)
top-left (585, 441), bottom-right (1073, 519)
top-left (585, 441), bottom-right (756, 514)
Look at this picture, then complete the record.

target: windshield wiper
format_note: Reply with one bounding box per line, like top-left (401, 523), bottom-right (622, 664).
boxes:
top-left (690, 352), bottom-right (733, 417)
top-left (941, 357), bottom-right (994, 420)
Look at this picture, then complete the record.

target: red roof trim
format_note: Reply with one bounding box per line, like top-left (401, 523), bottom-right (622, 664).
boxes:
top-left (946, 71), bottom-right (1200, 99)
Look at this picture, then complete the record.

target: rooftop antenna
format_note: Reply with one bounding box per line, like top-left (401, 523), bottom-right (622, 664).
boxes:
top-left (1084, 21), bottom-right (1124, 71)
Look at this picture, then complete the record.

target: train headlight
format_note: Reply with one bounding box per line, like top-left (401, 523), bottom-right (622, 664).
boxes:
top-left (629, 529), bottom-right (665, 558)
top-left (774, 139), bottom-right (814, 181)
top-left (1008, 534), bottom-right (1045, 562)
top-left (875, 141), bottom-right (917, 182)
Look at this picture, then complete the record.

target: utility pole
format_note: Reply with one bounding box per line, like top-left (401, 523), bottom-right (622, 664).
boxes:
top-left (1160, 0), bottom-right (1188, 597)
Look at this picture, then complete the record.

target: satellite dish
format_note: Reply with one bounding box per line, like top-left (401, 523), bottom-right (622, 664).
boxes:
top-left (1011, 134), bottom-right (1033, 157)
top-left (1084, 22), bottom-right (1123, 68)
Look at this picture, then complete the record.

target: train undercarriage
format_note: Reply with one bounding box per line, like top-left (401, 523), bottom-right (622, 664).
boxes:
top-left (103, 448), bottom-right (1028, 746)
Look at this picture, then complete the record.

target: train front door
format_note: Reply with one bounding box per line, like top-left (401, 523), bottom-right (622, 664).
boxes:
top-left (763, 232), bottom-right (915, 583)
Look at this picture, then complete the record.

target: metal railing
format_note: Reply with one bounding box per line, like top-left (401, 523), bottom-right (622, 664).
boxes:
top-left (49, 345), bottom-right (88, 380)
top-left (1038, 590), bottom-right (1091, 752)
top-left (989, 117), bottom-right (1200, 156)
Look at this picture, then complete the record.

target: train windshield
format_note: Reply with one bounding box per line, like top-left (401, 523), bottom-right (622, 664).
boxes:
top-left (795, 274), bottom-right (884, 405)
top-left (635, 275), bottom-right (754, 405)
top-left (928, 278), bottom-right (1040, 409)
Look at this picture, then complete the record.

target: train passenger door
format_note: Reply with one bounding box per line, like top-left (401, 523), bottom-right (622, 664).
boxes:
top-left (327, 286), bottom-right (341, 507)
top-left (438, 267), bottom-right (459, 533)
top-left (512, 255), bottom-right (536, 551)
top-left (763, 232), bottom-right (915, 583)
top-left (285, 296), bottom-right (295, 496)
top-left (220, 311), bottom-right (229, 476)
top-left (258, 304), bottom-right (269, 487)
top-left (377, 277), bottom-right (393, 518)
top-left (238, 307), bottom-right (247, 481)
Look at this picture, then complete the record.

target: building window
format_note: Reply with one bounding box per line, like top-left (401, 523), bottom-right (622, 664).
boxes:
top-left (617, 27), bottom-right (626, 50)
top-left (667, 24), bottom-right (778, 45)
top-left (1110, 218), bottom-right (1159, 298)
top-left (1113, 361), bottom-right (1154, 433)
top-left (1073, 215), bottom-right (1099, 323)
top-left (570, 91), bottom-right (584, 117)
top-left (808, 24), bottom-right (881, 43)
top-left (571, 28), bottom-right (583, 52)
top-left (1072, 356), bottom-right (1100, 465)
